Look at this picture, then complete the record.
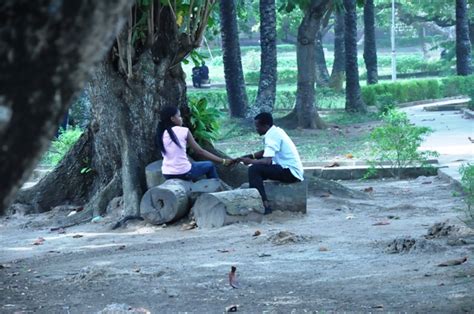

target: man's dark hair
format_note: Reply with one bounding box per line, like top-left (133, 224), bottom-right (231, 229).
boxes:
top-left (254, 112), bottom-right (273, 126)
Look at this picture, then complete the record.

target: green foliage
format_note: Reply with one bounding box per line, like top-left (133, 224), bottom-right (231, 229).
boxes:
top-left (459, 163), bottom-right (474, 222)
top-left (361, 75), bottom-right (474, 107)
top-left (188, 97), bottom-right (221, 144)
top-left (366, 109), bottom-right (438, 178)
top-left (43, 127), bottom-right (83, 167)
top-left (245, 68), bottom-right (297, 85)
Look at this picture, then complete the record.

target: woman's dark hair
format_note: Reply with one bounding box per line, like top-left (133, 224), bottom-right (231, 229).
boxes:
top-left (155, 106), bottom-right (181, 154)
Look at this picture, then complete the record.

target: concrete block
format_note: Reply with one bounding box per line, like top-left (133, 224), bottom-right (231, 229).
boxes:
top-left (264, 180), bottom-right (307, 213)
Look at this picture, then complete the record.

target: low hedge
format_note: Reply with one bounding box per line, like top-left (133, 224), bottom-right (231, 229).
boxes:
top-left (361, 75), bottom-right (474, 107)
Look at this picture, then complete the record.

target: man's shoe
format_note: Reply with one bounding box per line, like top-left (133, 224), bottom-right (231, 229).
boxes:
top-left (264, 206), bottom-right (273, 215)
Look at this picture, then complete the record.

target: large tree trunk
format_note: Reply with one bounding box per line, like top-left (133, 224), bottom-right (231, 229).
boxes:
top-left (0, 0), bottom-right (131, 215)
top-left (15, 8), bottom-right (189, 221)
top-left (220, 0), bottom-right (248, 117)
top-left (329, 11), bottom-right (345, 92)
top-left (254, 0), bottom-right (277, 114)
top-left (456, 0), bottom-right (472, 76)
top-left (363, 0), bottom-right (378, 85)
top-left (315, 30), bottom-right (330, 87)
top-left (293, 0), bottom-right (330, 129)
top-left (344, 0), bottom-right (367, 113)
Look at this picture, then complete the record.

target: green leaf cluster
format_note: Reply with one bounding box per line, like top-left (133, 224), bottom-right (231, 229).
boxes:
top-left (366, 109), bottom-right (438, 178)
top-left (43, 127), bottom-right (83, 167)
top-left (189, 97), bottom-right (221, 144)
top-left (460, 163), bottom-right (474, 222)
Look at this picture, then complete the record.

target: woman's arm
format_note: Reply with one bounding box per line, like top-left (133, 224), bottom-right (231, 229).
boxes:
top-left (187, 131), bottom-right (230, 165)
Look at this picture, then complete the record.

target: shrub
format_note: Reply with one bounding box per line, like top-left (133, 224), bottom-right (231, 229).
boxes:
top-left (365, 109), bottom-right (438, 178)
top-left (361, 75), bottom-right (474, 107)
top-left (43, 127), bottom-right (83, 167)
top-left (244, 68), bottom-right (298, 85)
top-left (459, 163), bottom-right (474, 223)
top-left (188, 97), bottom-right (221, 144)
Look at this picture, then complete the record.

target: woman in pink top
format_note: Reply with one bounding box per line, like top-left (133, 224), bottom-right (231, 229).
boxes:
top-left (155, 106), bottom-right (232, 181)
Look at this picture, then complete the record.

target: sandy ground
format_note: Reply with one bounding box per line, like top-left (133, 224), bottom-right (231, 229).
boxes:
top-left (1, 176), bottom-right (473, 313)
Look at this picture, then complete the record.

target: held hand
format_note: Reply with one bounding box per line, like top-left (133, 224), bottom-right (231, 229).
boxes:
top-left (239, 157), bottom-right (253, 165)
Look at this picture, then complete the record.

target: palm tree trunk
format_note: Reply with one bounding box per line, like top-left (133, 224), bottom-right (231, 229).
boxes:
top-left (363, 0), bottom-right (378, 85)
top-left (220, 0), bottom-right (248, 117)
top-left (344, 0), bottom-right (367, 113)
top-left (456, 0), bottom-right (472, 76)
top-left (315, 30), bottom-right (330, 87)
top-left (329, 11), bottom-right (345, 91)
top-left (254, 0), bottom-right (277, 114)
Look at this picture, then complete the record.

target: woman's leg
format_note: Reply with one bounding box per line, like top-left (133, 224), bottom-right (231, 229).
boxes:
top-left (188, 161), bottom-right (218, 181)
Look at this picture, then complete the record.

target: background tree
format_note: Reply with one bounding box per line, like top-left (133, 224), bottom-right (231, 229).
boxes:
top-left (329, 10), bottom-right (345, 91)
top-left (315, 11), bottom-right (333, 87)
top-left (254, 0), bottom-right (278, 113)
top-left (14, 1), bottom-right (218, 222)
top-left (456, 0), bottom-right (472, 76)
top-left (280, 0), bottom-right (331, 129)
top-left (363, 0), bottom-right (378, 84)
top-left (344, 0), bottom-right (367, 112)
top-left (220, 0), bottom-right (248, 117)
top-left (0, 0), bottom-right (132, 215)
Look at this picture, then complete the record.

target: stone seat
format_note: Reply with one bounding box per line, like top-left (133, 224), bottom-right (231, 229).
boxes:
top-left (264, 180), bottom-right (307, 213)
top-left (241, 180), bottom-right (308, 214)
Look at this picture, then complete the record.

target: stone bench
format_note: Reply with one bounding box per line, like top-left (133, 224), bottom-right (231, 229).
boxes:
top-left (241, 180), bottom-right (307, 214)
top-left (264, 180), bottom-right (307, 214)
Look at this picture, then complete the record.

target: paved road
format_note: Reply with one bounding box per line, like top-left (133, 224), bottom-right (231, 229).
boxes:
top-left (402, 105), bottom-right (474, 183)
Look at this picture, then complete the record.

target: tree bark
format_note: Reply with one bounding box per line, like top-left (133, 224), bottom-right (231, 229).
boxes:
top-left (293, 0), bottom-right (330, 129)
top-left (220, 0), bottom-right (248, 118)
top-left (329, 11), bottom-right (345, 91)
top-left (344, 0), bottom-right (367, 113)
top-left (0, 0), bottom-right (132, 215)
top-left (192, 188), bottom-right (264, 228)
top-left (363, 0), bottom-right (378, 85)
top-left (15, 7), bottom-right (190, 221)
top-left (456, 0), bottom-right (472, 76)
top-left (254, 0), bottom-right (277, 114)
top-left (315, 30), bottom-right (330, 87)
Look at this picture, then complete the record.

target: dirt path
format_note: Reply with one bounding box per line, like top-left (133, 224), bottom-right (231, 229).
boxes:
top-left (1, 176), bottom-right (473, 313)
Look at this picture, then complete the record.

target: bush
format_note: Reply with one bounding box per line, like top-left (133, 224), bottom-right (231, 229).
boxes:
top-left (43, 127), bottom-right (83, 167)
top-left (361, 75), bottom-right (474, 107)
top-left (459, 163), bottom-right (474, 223)
top-left (188, 97), bottom-right (221, 144)
top-left (365, 109), bottom-right (438, 178)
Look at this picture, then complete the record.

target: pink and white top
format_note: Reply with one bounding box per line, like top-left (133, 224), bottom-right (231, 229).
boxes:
top-left (161, 126), bottom-right (192, 175)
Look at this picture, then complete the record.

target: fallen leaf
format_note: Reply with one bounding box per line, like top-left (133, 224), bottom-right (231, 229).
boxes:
top-left (258, 253), bottom-right (271, 258)
top-left (320, 193), bottom-right (331, 198)
top-left (229, 266), bottom-right (239, 289)
top-left (324, 162), bottom-right (340, 168)
top-left (318, 246), bottom-right (329, 252)
top-left (422, 181), bottom-right (432, 185)
top-left (253, 230), bottom-right (261, 237)
top-left (372, 304), bottom-right (384, 309)
top-left (363, 187), bottom-right (374, 192)
top-left (117, 245), bottom-right (126, 250)
top-left (437, 256), bottom-right (467, 267)
top-left (225, 305), bottom-right (239, 312)
top-left (387, 215), bottom-right (400, 220)
top-left (133, 267), bottom-right (141, 273)
top-left (217, 249), bottom-right (230, 253)
top-left (372, 221), bottom-right (390, 226)
top-left (345, 153), bottom-right (354, 159)
top-left (72, 234), bottom-right (83, 239)
top-left (33, 237), bottom-right (45, 245)
top-left (181, 221), bottom-right (197, 231)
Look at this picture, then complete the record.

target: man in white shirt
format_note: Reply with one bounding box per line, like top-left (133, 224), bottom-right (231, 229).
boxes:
top-left (239, 112), bottom-right (304, 215)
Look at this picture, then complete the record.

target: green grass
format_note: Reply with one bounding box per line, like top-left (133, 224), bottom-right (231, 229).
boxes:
top-left (214, 112), bottom-right (379, 161)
